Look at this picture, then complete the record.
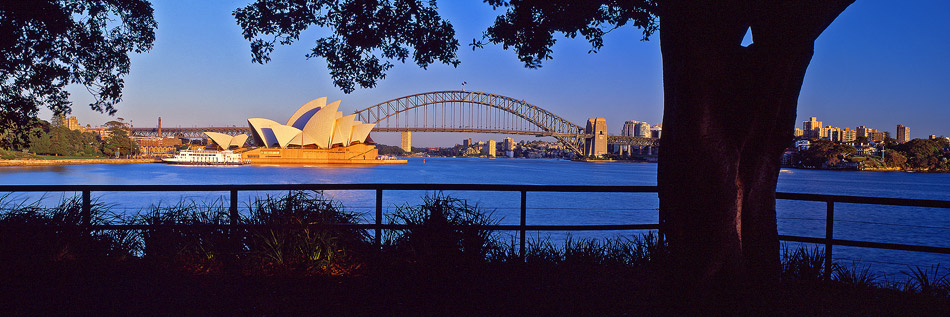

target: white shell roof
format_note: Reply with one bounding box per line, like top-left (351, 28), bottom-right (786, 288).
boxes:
top-left (287, 97), bottom-right (326, 129)
top-left (332, 114), bottom-right (357, 146)
top-left (248, 98), bottom-right (373, 149)
top-left (205, 132), bottom-right (235, 149)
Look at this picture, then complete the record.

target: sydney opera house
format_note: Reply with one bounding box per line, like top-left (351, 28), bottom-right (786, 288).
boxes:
top-left (203, 97), bottom-right (403, 164)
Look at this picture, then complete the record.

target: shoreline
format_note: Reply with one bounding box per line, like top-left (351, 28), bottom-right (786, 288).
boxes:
top-left (0, 157), bottom-right (408, 167)
top-left (0, 158), bottom-right (160, 166)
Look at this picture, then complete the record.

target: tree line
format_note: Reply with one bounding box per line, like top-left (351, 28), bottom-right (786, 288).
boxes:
top-left (798, 138), bottom-right (950, 171)
top-left (14, 119), bottom-right (139, 158)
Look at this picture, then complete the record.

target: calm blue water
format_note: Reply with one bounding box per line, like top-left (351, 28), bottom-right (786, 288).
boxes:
top-left (1, 157), bottom-right (948, 279)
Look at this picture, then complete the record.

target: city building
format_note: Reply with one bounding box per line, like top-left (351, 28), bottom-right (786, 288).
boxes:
top-left (869, 131), bottom-right (888, 143)
top-left (634, 122), bottom-right (651, 138)
top-left (503, 137), bottom-right (515, 158)
top-left (134, 137), bottom-right (181, 156)
top-left (897, 124), bottom-right (910, 143)
top-left (802, 117), bottom-right (822, 138)
top-left (793, 128), bottom-right (803, 137)
top-left (483, 139), bottom-right (497, 157)
top-left (65, 116), bottom-right (87, 132)
top-left (856, 126), bottom-right (873, 139)
top-left (650, 126), bottom-right (662, 139)
top-left (621, 121), bottom-right (638, 137)
top-left (841, 128), bottom-right (856, 143)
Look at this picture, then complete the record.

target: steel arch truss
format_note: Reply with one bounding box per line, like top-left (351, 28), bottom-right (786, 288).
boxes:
top-left (354, 90), bottom-right (588, 155)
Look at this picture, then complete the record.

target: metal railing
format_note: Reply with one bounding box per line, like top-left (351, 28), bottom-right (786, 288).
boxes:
top-left (1, 184), bottom-right (948, 271)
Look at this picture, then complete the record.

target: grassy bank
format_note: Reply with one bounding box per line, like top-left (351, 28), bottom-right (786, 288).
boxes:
top-left (0, 192), bottom-right (947, 314)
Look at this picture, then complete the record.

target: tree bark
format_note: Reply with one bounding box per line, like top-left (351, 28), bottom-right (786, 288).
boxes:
top-left (656, 0), bottom-right (853, 299)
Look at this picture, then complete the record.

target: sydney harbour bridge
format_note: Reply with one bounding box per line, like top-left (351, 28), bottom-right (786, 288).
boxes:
top-left (130, 90), bottom-right (658, 156)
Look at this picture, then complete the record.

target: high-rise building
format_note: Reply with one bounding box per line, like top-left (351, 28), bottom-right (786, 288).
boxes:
top-left (621, 121), bottom-right (638, 137)
top-left (897, 124), bottom-right (910, 143)
top-left (793, 128), bottom-right (804, 137)
top-left (869, 131), bottom-right (888, 143)
top-left (856, 126), bottom-right (872, 139)
top-left (802, 117), bottom-right (822, 139)
top-left (64, 116), bottom-right (86, 132)
top-left (828, 127), bottom-right (842, 142)
top-left (841, 128), bottom-right (856, 143)
top-left (635, 122), bottom-right (651, 138)
top-left (650, 126), bottom-right (662, 139)
top-left (483, 139), bottom-right (497, 157)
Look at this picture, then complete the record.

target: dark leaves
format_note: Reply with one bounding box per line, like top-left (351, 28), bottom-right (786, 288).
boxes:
top-left (234, 0), bottom-right (460, 93)
top-left (0, 0), bottom-right (157, 148)
top-left (480, 0), bottom-right (657, 68)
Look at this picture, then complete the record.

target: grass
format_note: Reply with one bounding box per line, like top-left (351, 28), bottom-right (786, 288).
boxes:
top-left (0, 193), bottom-right (948, 314)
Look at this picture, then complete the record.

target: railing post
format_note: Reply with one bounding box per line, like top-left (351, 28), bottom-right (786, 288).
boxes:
top-left (229, 190), bottom-right (240, 266)
top-left (520, 190), bottom-right (527, 260)
top-left (81, 190), bottom-right (91, 236)
top-left (824, 199), bottom-right (834, 280)
top-left (376, 188), bottom-right (383, 248)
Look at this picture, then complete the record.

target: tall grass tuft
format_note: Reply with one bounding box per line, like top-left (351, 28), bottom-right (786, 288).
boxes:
top-left (781, 244), bottom-right (830, 282)
top-left (135, 199), bottom-right (229, 273)
top-left (834, 262), bottom-right (880, 289)
top-left (385, 193), bottom-right (499, 268)
top-left (903, 264), bottom-right (950, 297)
top-left (0, 194), bottom-right (132, 265)
top-left (244, 190), bottom-right (369, 275)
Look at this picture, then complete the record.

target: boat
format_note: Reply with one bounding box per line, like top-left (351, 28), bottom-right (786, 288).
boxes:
top-left (162, 150), bottom-right (244, 165)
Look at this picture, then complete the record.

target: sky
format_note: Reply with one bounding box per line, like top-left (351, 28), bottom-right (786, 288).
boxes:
top-left (55, 0), bottom-right (950, 147)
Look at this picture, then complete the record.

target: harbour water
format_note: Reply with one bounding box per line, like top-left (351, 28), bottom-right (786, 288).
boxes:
top-left (1, 157), bottom-right (948, 279)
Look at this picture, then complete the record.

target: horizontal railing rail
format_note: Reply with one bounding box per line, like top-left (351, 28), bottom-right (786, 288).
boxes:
top-left (1, 183), bottom-right (948, 275)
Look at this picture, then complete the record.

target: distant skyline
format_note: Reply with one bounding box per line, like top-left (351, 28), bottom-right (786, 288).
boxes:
top-left (51, 1), bottom-right (949, 146)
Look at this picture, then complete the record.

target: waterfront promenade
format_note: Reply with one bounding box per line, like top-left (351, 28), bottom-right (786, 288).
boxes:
top-left (0, 158), bottom-right (159, 167)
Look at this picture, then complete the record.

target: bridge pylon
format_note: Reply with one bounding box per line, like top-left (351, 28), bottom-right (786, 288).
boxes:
top-left (400, 130), bottom-right (411, 153)
top-left (584, 117), bottom-right (607, 157)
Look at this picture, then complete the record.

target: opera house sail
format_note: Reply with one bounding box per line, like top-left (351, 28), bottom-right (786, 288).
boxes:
top-left (233, 97), bottom-right (403, 164)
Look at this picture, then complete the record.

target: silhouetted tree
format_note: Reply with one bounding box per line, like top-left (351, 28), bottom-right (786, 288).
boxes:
top-left (233, 0), bottom-right (460, 93)
top-left (233, 0), bottom-right (855, 295)
top-left (800, 139), bottom-right (856, 167)
top-left (883, 150), bottom-right (907, 168)
top-left (0, 0), bottom-right (157, 148)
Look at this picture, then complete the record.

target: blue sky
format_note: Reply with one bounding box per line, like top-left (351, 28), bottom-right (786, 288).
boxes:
top-left (57, 0), bottom-right (949, 146)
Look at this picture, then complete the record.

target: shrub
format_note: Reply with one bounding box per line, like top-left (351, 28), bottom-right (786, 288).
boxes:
top-left (0, 194), bottom-right (131, 265)
top-left (781, 244), bottom-right (830, 282)
top-left (135, 200), bottom-right (229, 273)
top-left (385, 194), bottom-right (499, 268)
top-left (244, 190), bottom-right (369, 275)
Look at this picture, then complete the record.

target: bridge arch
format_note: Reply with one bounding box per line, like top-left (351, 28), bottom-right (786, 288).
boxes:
top-left (353, 90), bottom-right (587, 155)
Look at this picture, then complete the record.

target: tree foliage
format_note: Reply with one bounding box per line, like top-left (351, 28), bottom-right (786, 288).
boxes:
top-left (799, 139), bottom-right (856, 167)
top-left (101, 127), bottom-right (137, 157)
top-left (27, 123), bottom-right (103, 157)
top-left (234, 0), bottom-right (461, 93)
top-left (0, 0), bottom-right (156, 148)
top-left (479, 0), bottom-right (657, 68)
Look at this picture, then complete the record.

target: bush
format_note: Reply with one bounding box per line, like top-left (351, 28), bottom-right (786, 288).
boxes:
top-left (244, 190), bottom-right (370, 275)
top-left (135, 200), bottom-right (230, 273)
top-left (385, 194), bottom-right (499, 268)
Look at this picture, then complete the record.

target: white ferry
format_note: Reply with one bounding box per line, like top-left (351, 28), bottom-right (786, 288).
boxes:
top-left (162, 150), bottom-right (244, 165)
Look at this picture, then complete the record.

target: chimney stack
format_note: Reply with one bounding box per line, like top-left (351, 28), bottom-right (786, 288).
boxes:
top-left (158, 117), bottom-right (162, 138)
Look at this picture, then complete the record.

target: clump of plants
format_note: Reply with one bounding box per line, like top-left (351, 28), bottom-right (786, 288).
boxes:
top-left (384, 194), bottom-right (499, 269)
top-left (244, 190), bottom-right (370, 275)
top-left (0, 194), bottom-right (133, 266)
top-left (781, 244), bottom-right (829, 282)
top-left (135, 200), bottom-right (230, 273)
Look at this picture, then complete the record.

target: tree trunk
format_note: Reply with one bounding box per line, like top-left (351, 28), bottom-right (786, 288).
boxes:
top-left (656, 0), bottom-right (853, 299)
